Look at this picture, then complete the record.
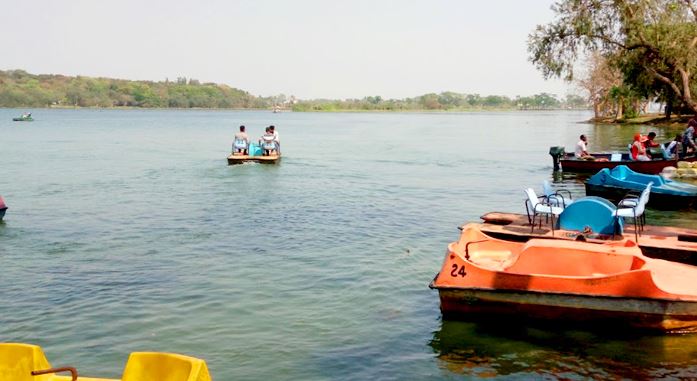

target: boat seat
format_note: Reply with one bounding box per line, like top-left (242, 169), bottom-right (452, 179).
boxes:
top-left (469, 249), bottom-right (516, 270)
top-left (0, 343), bottom-right (55, 381)
top-left (121, 352), bottom-right (212, 381)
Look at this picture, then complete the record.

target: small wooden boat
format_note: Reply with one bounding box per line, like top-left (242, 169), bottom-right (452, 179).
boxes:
top-left (549, 147), bottom-right (697, 174)
top-left (0, 342), bottom-right (212, 381)
top-left (12, 115), bottom-right (33, 122)
top-left (586, 165), bottom-right (697, 209)
top-left (227, 152), bottom-right (281, 165)
top-left (0, 196), bottom-right (7, 221)
top-left (228, 141), bottom-right (280, 165)
top-left (430, 224), bottom-right (697, 332)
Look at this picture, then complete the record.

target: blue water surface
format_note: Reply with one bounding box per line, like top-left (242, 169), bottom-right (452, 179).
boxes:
top-left (1, 109), bottom-right (695, 380)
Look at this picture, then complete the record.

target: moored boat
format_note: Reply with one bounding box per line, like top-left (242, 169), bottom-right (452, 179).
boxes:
top-left (586, 165), bottom-right (697, 209)
top-left (549, 147), bottom-right (697, 174)
top-left (0, 342), bottom-right (212, 380)
top-left (477, 211), bottom-right (697, 265)
top-left (430, 224), bottom-right (697, 332)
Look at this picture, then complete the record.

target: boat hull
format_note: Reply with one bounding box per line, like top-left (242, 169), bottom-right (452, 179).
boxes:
top-left (585, 183), bottom-right (697, 210)
top-left (0, 207), bottom-right (5, 220)
top-left (227, 154), bottom-right (280, 165)
top-left (435, 287), bottom-right (697, 333)
top-left (432, 224), bottom-right (697, 333)
top-left (12, 118), bottom-right (33, 122)
top-left (560, 153), bottom-right (697, 174)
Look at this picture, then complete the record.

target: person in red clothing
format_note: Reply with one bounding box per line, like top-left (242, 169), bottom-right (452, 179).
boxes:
top-left (631, 133), bottom-right (650, 161)
top-left (642, 132), bottom-right (660, 158)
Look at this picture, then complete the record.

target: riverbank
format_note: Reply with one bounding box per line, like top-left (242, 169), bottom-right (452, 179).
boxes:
top-left (591, 113), bottom-right (694, 127)
top-left (2, 105), bottom-right (590, 114)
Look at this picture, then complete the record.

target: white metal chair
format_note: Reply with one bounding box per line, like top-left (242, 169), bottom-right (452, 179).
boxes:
top-left (615, 182), bottom-right (652, 242)
top-left (525, 188), bottom-right (564, 236)
top-left (543, 180), bottom-right (572, 207)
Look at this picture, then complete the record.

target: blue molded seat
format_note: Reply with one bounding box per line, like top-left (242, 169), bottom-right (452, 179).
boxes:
top-left (558, 196), bottom-right (622, 236)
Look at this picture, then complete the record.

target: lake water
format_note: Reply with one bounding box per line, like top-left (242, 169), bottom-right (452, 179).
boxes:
top-left (1, 109), bottom-right (696, 380)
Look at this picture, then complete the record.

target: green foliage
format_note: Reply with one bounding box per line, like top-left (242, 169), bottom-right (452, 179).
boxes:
top-left (0, 70), bottom-right (267, 109)
top-left (528, 0), bottom-right (697, 113)
top-left (0, 69), bottom-right (589, 112)
top-left (292, 91), bottom-right (586, 111)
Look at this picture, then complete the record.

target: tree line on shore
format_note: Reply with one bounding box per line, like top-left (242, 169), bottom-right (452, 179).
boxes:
top-left (0, 69), bottom-right (588, 111)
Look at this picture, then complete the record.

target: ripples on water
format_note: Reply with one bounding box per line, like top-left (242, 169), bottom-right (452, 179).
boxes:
top-left (0, 109), bottom-right (696, 380)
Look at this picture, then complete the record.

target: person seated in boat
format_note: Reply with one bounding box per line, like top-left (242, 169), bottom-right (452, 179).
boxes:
top-left (232, 125), bottom-right (249, 155)
top-left (641, 131), bottom-right (662, 159)
top-left (269, 125), bottom-right (280, 154)
top-left (663, 134), bottom-right (682, 160)
top-left (631, 133), bottom-right (650, 161)
top-left (683, 119), bottom-right (697, 158)
top-left (574, 135), bottom-right (594, 160)
top-left (259, 127), bottom-right (277, 156)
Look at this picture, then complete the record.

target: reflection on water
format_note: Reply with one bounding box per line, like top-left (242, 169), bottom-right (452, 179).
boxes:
top-left (431, 320), bottom-right (697, 379)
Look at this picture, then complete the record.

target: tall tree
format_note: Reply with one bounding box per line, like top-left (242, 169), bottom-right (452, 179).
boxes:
top-left (528, 0), bottom-right (697, 114)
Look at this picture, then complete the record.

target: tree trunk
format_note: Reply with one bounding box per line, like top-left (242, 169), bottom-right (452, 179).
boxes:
top-left (593, 101), bottom-right (601, 119)
top-left (679, 68), bottom-right (697, 114)
top-left (615, 98), bottom-right (624, 120)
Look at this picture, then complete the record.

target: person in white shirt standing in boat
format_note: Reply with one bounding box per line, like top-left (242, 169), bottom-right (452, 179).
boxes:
top-left (269, 125), bottom-right (280, 154)
top-left (575, 134), bottom-right (594, 160)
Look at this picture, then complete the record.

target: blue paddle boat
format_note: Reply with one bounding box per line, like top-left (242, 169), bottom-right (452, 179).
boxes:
top-left (585, 165), bottom-right (697, 209)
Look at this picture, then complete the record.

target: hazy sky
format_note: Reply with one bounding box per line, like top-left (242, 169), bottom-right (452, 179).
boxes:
top-left (0, 0), bottom-right (572, 99)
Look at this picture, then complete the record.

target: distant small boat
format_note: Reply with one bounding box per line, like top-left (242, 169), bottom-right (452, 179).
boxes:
top-left (586, 165), bottom-right (697, 209)
top-left (430, 224), bottom-right (697, 332)
top-left (12, 113), bottom-right (33, 122)
top-left (0, 196), bottom-right (6, 221)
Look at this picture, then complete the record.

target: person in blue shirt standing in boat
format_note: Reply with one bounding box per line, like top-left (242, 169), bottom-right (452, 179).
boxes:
top-left (233, 125), bottom-right (249, 155)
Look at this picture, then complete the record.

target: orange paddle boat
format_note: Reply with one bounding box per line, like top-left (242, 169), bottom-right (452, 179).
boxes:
top-left (430, 224), bottom-right (697, 333)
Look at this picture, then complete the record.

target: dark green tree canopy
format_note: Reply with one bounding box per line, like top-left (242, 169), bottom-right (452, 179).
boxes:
top-left (529, 0), bottom-right (697, 113)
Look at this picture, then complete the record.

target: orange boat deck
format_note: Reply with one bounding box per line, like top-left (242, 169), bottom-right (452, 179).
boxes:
top-left (477, 212), bottom-right (697, 265)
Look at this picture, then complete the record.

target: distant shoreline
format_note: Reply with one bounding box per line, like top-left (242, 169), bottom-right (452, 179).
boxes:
top-left (2, 106), bottom-right (591, 113)
top-left (1, 69), bottom-right (589, 112)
